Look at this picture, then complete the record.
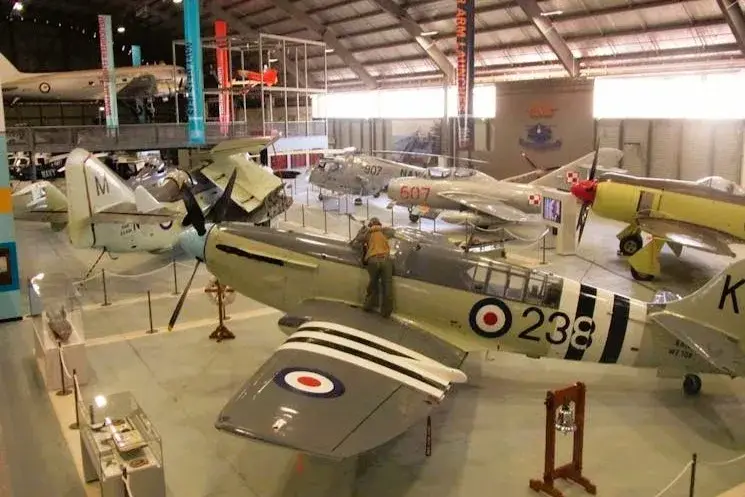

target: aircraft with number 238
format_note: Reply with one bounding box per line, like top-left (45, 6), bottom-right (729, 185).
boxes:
top-left (164, 168), bottom-right (745, 460)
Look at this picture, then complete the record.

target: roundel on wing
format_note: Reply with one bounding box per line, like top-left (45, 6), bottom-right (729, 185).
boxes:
top-left (469, 297), bottom-right (513, 338)
top-left (39, 82), bottom-right (51, 94)
top-left (274, 367), bottom-right (345, 398)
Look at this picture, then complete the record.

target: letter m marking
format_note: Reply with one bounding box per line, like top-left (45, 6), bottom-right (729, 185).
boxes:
top-left (94, 176), bottom-right (109, 196)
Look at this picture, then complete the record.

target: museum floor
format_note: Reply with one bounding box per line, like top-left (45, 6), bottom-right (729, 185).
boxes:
top-left (3, 179), bottom-right (745, 497)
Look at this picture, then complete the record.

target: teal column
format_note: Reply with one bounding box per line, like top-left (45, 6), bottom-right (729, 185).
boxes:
top-left (183, 0), bottom-right (206, 145)
top-left (97, 15), bottom-right (120, 130)
top-left (0, 80), bottom-right (22, 321)
top-left (131, 45), bottom-right (142, 67)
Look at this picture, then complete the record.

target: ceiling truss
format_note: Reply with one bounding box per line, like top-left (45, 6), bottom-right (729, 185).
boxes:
top-left (514, 0), bottom-right (579, 77)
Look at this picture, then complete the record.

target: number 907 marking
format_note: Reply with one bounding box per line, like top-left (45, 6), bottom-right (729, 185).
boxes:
top-left (517, 307), bottom-right (595, 350)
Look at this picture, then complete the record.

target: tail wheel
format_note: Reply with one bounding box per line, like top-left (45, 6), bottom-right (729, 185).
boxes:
top-left (409, 213), bottom-right (420, 223)
top-left (630, 266), bottom-right (654, 281)
top-left (682, 374), bottom-right (702, 396)
top-left (619, 233), bottom-right (643, 256)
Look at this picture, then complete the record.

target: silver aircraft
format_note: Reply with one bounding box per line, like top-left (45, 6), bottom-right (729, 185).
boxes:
top-left (308, 148), bottom-right (426, 199)
top-left (165, 171), bottom-right (745, 460)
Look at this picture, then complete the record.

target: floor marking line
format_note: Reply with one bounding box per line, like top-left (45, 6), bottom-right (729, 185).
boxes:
top-left (86, 307), bottom-right (281, 347)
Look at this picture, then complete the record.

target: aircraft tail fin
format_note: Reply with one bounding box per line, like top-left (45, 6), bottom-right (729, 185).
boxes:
top-left (649, 258), bottom-right (745, 376)
top-left (529, 148), bottom-right (624, 190)
top-left (64, 148), bottom-right (136, 248)
top-left (0, 52), bottom-right (23, 81)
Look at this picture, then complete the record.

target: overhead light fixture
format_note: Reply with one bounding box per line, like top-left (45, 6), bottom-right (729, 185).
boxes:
top-left (117, 26), bottom-right (125, 33)
top-left (420, 30), bottom-right (438, 36)
top-left (325, 48), bottom-right (334, 53)
top-left (540, 9), bottom-right (563, 16)
top-left (11, 2), bottom-right (23, 12)
top-left (98, 106), bottom-right (105, 111)
top-left (173, 0), bottom-right (183, 3)
top-left (268, 58), bottom-right (278, 63)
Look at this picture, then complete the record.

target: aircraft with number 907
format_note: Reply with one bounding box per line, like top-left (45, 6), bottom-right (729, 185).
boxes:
top-left (165, 168), bottom-right (745, 460)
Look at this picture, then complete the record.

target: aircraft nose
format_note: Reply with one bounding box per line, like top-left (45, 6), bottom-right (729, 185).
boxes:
top-left (387, 178), bottom-right (404, 200)
top-left (570, 179), bottom-right (598, 204)
top-left (178, 224), bottom-right (213, 262)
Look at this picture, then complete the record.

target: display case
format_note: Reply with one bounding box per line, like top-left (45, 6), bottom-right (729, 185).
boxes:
top-left (78, 391), bottom-right (165, 497)
top-left (30, 277), bottom-right (90, 390)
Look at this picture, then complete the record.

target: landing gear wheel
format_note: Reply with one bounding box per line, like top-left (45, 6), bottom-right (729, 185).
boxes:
top-left (630, 266), bottom-right (654, 281)
top-left (373, 191), bottom-right (381, 198)
top-left (354, 197), bottom-right (363, 206)
top-left (409, 213), bottom-right (420, 223)
top-left (318, 193), bottom-right (324, 201)
top-left (619, 233), bottom-right (643, 256)
top-left (683, 374), bottom-right (702, 396)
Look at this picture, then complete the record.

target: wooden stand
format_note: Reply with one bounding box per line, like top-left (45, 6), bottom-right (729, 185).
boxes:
top-left (205, 281), bottom-right (235, 342)
top-left (529, 382), bottom-right (596, 497)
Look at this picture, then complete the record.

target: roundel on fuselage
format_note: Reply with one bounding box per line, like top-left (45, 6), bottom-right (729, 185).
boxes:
top-left (160, 220), bottom-right (174, 230)
top-left (39, 82), bottom-right (51, 93)
top-left (469, 297), bottom-right (513, 338)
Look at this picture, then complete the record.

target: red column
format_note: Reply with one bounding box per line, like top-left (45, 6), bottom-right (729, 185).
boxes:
top-left (215, 20), bottom-right (231, 133)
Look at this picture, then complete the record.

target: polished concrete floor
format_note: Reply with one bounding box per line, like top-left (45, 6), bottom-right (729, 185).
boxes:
top-left (3, 180), bottom-right (745, 497)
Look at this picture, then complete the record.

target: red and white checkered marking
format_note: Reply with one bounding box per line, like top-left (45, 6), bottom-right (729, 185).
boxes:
top-left (528, 193), bottom-right (541, 205)
top-left (566, 171), bottom-right (580, 184)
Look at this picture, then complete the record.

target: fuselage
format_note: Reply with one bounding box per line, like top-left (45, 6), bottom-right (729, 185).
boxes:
top-left (592, 174), bottom-right (745, 241)
top-left (2, 65), bottom-right (185, 101)
top-left (200, 223), bottom-right (715, 376)
top-left (309, 154), bottom-right (425, 196)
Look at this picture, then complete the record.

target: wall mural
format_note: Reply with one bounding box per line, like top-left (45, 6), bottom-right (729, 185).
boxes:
top-left (390, 120), bottom-right (442, 167)
top-left (519, 103), bottom-right (562, 151)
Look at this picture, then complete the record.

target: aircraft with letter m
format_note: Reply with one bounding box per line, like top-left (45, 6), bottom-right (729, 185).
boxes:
top-left (164, 170), bottom-right (745, 460)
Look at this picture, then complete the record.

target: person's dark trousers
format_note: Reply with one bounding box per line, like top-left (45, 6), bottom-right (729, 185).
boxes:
top-left (364, 255), bottom-right (393, 317)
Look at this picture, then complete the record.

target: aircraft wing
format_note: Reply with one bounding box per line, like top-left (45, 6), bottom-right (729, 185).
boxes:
top-left (215, 300), bottom-right (467, 459)
top-left (210, 136), bottom-right (279, 160)
top-left (650, 311), bottom-right (745, 377)
top-left (117, 74), bottom-right (158, 99)
top-left (503, 170), bottom-right (550, 184)
top-left (438, 191), bottom-right (540, 223)
top-left (200, 152), bottom-right (284, 216)
top-left (636, 215), bottom-right (738, 256)
top-left (13, 181), bottom-right (69, 224)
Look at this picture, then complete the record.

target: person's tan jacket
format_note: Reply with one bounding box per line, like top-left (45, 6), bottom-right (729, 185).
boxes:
top-left (364, 226), bottom-right (391, 261)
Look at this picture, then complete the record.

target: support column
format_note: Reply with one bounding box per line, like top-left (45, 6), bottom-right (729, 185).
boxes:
top-left (97, 15), bottom-right (120, 132)
top-left (0, 81), bottom-right (22, 322)
top-left (215, 20), bottom-right (231, 135)
top-left (131, 45), bottom-right (142, 66)
top-left (184, 0), bottom-right (206, 145)
top-left (455, 0), bottom-right (475, 151)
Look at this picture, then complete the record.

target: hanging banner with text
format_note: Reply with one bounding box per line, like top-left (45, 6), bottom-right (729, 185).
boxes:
top-left (214, 20), bottom-right (231, 134)
top-left (184, 0), bottom-right (206, 145)
top-left (97, 15), bottom-right (119, 131)
top-left (131, 45), bottom-right (141, 67)
top-left (455, 0), bottom-right (475, 150)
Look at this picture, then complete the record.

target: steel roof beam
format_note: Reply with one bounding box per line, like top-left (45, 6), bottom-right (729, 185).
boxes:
top-left (716, 0), bottom-right (745, 55)
top-left (514, 0), bottom-right (577, 77)
top-left (269, 0), bottom-right (378, 89)
top-left (368, 0), bottom-right (454, 81)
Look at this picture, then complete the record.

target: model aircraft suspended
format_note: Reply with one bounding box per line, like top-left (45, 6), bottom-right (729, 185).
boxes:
top-left (166, 170), bottom-right (745, 459)
top-left (386, 148), bottom-right (624, 227)
top-left (571, 167), bottom-right (745, 281)
top-left (0, 52), bottom-right (185, 105)
top-left (231, 67), bottom-right (279, 89)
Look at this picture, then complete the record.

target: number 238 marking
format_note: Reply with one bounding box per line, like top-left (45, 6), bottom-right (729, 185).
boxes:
top-left (399, 185), bottom-right (431, 201)
top-left (518, 307), bottom-right (595, 350)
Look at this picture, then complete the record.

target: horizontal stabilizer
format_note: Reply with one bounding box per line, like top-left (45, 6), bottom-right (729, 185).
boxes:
top-left (134, 185), bottom-right (162, 213)
top-left (216, 320), bottom-right (465, 459)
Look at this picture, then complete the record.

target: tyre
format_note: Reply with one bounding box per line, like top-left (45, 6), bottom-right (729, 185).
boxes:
top-left (630, 266), bottom-right (654, 281)
top-left (619, 233), bottom-right (643, 256)
top-left (682, 374), bottom-right (702, 396)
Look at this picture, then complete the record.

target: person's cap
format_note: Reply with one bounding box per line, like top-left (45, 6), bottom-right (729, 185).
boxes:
top-left (368, 217), bottom-right (381, 225)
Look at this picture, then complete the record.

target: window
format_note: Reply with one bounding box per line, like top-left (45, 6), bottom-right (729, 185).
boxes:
top-left (453, 168), bottom-right (477, 178)
top-left (593, 72), bottom-right (745, 119)
top-left (505, 269), bottom-right (527, 301)
top-left (469, 264), bottom-right (490, 292)
top-left (525, 272), bottom-right (547, 305)
top-left (427, 167), bottom-right (452, 179)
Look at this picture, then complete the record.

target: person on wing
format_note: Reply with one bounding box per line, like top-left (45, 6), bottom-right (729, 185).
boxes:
top-left (351, 217), bottom-right (396, 317)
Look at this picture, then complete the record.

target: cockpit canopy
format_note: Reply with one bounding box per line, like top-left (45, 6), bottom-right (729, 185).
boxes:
top-left (695, 176), bottom-right (745, 196)
top-left (425, 167), bottom-right (478, 180)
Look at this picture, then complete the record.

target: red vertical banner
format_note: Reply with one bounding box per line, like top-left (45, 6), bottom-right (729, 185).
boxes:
top-left (215, 20), bottom-right (231, 134)
top-left (455, 0), bottom-right (475, 150)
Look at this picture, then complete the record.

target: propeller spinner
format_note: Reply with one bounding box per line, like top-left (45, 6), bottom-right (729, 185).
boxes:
top-left (571, 147), bottom-right (600, 244)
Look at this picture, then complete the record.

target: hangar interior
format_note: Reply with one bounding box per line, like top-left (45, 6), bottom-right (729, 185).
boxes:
top-left (3, 0), bottom-right (745, 497)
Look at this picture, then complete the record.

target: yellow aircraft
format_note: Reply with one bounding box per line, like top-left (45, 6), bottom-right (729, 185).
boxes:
top-left (571, 169), bottom-right (745, 281)
top-left (164, 169), bottom-right (745, 460)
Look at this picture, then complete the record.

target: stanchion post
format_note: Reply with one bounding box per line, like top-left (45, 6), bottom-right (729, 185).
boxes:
top-left (101, 269), bottom-right (110, 306)
top-left (390, 207), bottom-right (394, 227)
top-left (305, 185), bottom-right (309, 205)
top-left (366, 198), bottom-right (369, 219)
top-left (425, 415), bottom-right (432, 457)
top-left (433, 218), bottom-right (437, 233)
top-left (347, 215), bottom-right (351, 240)
top-left (146, 290), bottom-right (156, 334)
top-left (542, 235), bottom-right (546, 264)
top-left (69, 369), bottom-right (79, 430)
top-left (324, 210), bottom-right (328, 233)
top-left (689, 453), bottom-right (697, 497)
top-left (172, 257), bottom-right (178, 295)
top-left (56, 341), bottom-right (71, 396)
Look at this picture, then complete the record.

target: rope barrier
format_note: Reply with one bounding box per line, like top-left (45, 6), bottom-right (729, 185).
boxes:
top-left (57, 342), bottom-right (73, 380)
top-left (73, 260), bottom-right (184, 285)
top-left (651, 461), bottom-right (692, 497)
top-left (700, 452), bottom-right (745, 467)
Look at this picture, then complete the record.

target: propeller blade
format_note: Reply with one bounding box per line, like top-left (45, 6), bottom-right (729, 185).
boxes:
top-left (576, 204), bottom-right (590, 244)
top-left (168, 260), bottom-right (200, 331)
top-left (209, 168), bottom-right (238, 224)
top-left (588, 146), bottom-right (600, 182)
top-left (180, 184), bottom-right (206, 235)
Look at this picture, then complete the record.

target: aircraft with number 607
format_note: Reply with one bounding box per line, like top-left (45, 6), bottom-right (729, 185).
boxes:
top-left (165, 168), bottom-right (745, 460)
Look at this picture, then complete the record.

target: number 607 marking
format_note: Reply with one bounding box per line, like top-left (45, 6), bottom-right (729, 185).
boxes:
top-left (517, 307), bottom-right (595, 350)
top-left (399, 185), bottom-right (431, 201)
